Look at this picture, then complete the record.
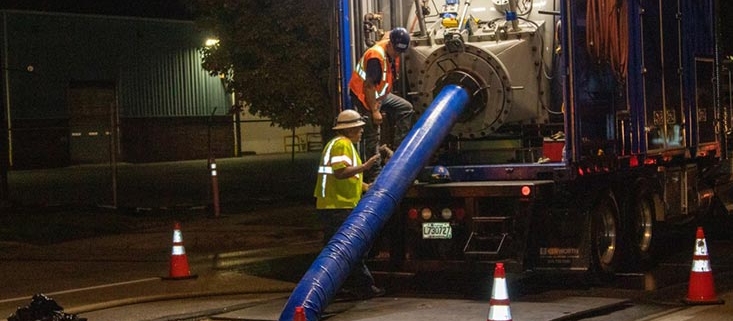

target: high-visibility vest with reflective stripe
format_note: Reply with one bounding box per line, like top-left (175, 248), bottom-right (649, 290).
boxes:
top-left (314, 136), bottom-right (363, 209)
top-left (348, 39), bottom-right (398, 111)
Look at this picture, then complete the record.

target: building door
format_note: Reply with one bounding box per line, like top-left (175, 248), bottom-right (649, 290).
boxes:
top-left (68, 81), bottom-right (117, 164)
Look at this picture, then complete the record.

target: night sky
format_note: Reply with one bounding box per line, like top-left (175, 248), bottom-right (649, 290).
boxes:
top-left (721, 1), bottom-right (733, 56)
top-left (0, 1), bottom-right (730, 54)
top-left (0, 0), bottom-right (192, 20)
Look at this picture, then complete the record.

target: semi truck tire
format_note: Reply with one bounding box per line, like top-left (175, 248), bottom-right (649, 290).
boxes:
top-left (590, 190), bottom-right (622, 276)
top-left (623, 180), bottom-right (660, 271)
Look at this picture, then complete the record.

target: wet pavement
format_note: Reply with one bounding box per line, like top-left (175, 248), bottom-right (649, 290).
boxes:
top-left (0, 206), bottom-right (730, 321)
top-left (2, 153), bottom-right (733, 321)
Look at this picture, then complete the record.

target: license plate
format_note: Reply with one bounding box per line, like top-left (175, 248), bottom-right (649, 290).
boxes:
top-left (422, 222), bottom-right (452, 239)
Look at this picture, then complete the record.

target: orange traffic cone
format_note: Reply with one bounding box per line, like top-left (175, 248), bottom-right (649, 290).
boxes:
top-left (487, 262), bottom-right (512, 321)
top-left (684, 226), bottom-right (723, 305)
top-left (163, 222), bottom-right (197, 280)
top-left (293, 306), bottom-right (306, 321)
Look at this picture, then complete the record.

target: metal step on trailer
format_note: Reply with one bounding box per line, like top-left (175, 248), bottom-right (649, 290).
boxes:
top-left (463, 216), bottom-right (511, 256)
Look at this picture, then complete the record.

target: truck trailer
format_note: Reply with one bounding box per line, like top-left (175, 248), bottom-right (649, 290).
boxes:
top-left (280, 1), bottom-right (731, 318)
top-left (341, 0), bottom-right (733, 275)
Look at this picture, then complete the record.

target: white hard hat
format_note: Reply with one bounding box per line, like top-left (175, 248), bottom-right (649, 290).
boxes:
top-left (332, 109), bottom-right (366, 130)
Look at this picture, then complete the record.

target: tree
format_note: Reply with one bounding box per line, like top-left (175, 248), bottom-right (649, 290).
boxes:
top-left (187, 0), bottom-right (336, 130)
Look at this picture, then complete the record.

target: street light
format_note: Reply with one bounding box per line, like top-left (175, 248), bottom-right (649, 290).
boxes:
top-left (205, 38), bottom-right (220, 47)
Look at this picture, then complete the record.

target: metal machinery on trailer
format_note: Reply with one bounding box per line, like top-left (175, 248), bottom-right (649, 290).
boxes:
top-left (344, 0), bottom-right (733, 275)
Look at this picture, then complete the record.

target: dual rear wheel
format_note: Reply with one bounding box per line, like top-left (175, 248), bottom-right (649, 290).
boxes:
top-left (590, 182), bottom-right (659, 275)
top-left (590, 191), bottom-right (620, 274)
top-left (625, 182), bottom-right (658, 269)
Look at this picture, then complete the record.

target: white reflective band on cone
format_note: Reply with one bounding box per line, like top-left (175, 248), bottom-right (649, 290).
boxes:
top-left (691, 258), bottom-right (711, 272)
top-left (492, 278), bottom-right (508, 299)
top-left (173, 230), bottom-right (182, 243)
top-left (695, 239), bottom-right (708, 255)
top-left (211, 170), bottom-right (217, 176)
top-left (172, 245), bottom-right (186, 255)
top-left (487, 305), bottom-right (512, 321)
top-left (691, 238), bottom-right (712, 272)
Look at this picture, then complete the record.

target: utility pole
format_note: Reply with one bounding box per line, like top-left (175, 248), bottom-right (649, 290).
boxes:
top-left (0, 63), bottom-right (33, 207)
top-left (0, 57), bottom-right (8, 206)
top-left (0, 93), bottom-right (7, 206)
top-left (1, 11), bottom-right (12, 206)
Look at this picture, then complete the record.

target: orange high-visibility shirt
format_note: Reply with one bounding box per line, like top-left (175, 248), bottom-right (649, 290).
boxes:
top-left (348, 39), bottom-right (399, 111)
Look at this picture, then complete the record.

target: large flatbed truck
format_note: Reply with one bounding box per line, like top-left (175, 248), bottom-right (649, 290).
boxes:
top-left (345, 0), bottom-right (733, 275)
top-left (280, 1), bottom-right (731, 318)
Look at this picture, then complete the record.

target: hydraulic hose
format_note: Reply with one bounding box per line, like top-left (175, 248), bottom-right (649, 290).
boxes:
top-left (279, 84), bottom-right (471, 321)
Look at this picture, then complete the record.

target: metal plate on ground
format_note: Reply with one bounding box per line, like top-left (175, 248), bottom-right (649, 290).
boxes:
top-left (210, 296), bottom-right (629, 321)
top-left (323, 296), bottom-right (630, 321)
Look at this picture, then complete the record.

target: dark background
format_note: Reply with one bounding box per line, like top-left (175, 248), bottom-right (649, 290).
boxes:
top-left (0, 0), bottom-right (730, 56)
top-left (0, 0), bottom-right (193, 20)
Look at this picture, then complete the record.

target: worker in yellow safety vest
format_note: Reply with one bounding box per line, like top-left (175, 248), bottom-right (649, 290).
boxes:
top-left (313, 109), bottom-right (385, 300)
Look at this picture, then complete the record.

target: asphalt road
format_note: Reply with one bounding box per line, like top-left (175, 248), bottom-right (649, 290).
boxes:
top-left (0, 205), bottom-right (323, 321)
top-left (0, 152), bottom-right (324, 320)
top-left (4, 152), bottom-right (733, 321)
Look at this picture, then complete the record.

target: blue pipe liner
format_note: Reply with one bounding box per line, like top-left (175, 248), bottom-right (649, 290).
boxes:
top-left (279, 84), bottom-right (471, 321)
top-left (338, 0), bottom-right (352, 108)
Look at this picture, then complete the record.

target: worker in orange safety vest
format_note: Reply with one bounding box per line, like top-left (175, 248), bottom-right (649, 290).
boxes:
top-left (348, 27), bottom-right (415, 183)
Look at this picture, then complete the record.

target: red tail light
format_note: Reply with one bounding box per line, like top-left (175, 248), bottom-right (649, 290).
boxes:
top-left (521, 185), bottom-right (532, 197)
top-left (454, 208), bottom-right (465, 221)
top-left (408, 208), bottom-right (418, 220)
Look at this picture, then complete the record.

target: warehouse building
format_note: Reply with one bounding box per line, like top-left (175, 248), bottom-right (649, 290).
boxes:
top-left (1, 10), bottom-right (231, 168)
top-left (1, 10), bottom-right (320, 170)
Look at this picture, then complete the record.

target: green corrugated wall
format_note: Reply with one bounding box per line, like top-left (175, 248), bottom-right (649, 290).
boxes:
top-left (1, 10), bottom-right (229, 119)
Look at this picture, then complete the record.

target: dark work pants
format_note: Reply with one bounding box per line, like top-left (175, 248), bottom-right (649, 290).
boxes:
top-left (317, 208), bottom-right (375, 291)
top-left (350, 91), bottom-right (414, 183)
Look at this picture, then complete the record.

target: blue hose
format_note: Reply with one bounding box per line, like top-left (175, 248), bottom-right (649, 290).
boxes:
top-left (279, 84), bottom-right (471, 321)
